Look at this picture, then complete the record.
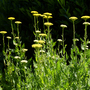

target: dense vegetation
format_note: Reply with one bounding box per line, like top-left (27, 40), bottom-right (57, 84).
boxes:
top-left (0, 0), bottom-right (90, 89)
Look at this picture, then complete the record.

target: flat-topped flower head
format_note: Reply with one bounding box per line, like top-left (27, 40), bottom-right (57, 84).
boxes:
top-left (57, 39), bottom-right (62, 42)
top-left (14, 56), bottom-right (20, 59)
top-left (0, 31), bottom-right (7, 34)
top-left (15, 37), bottom-right (19, 39)
top-left (32, 44), bottom-right (42, 48)
top-left (21, 60), bottom-right (28, 63)
top-left (83, 22), bottom-right (90, 25)
top-left (81, 15), bottom-right (90, 21)
top-left (38, 40), bottom-right (45, 44)
top-left (15, 21), bottom-right (22, 24)
top-left (69, 16), bottom-right (78, 21)
top-left (8, 17), bottom-right (15, 20)
top-left (43, 12), bottom-right (52, 16)
top-left (40, 50), bottom-right (45, 53)
top-left (6, 36), bottom-right (11, 39)
top-left (34, 40), bottom-right (38, 43)
top-left (44, 16), bottom-right (53, 19)
top-left (44, 22), bottom-right (53, 26)
top-left (36, 30), bottom-right (41, 33)
top-left (60, 24), bottom-right (67, 28)
top-left (40, 14), bottom-right (46, 17)
top-left (39, 33), bottom-right (47, 37)
top-left (22, 48), bottom-right (28, 52)
top-left (33, 13), bottom-right (41, 17)
top-left (31, 11), bottom-right (38, 14)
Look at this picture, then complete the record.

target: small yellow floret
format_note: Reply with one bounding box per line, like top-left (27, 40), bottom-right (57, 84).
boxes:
top-left (39, 33), bottom-right (47, 37)
top-left (32, 44), bottom-right (42, 48)
top-left (15, 37), bottom-right (19, 39)
top-left (81, 15), bottom-right (90, 21)
top-left (69, 16), bottom-right (78, 21)
top-left (38, 40), bottom-right (45, 44)
top-left (31, 11), bottom-right (38, 14)
top-left (8, 17), bottom-right (15, 20)
top-left (33, 14), bottom-right (41, 17)
top-left (22, 49), bottom-right (28, 52)
top-left (83, 22), bottom-right (90, 25)
top-left (43, 12), bottom-right (52, 16)
top-left (44, 22), bottom-right (53, 26)
top-left (15, 21), bottom-right (22, 24)
top-left (44, 16), bottom-right (53, 19)
top-left (60, 24), bottom-right (67, 28)
top-left (6, 36), bottom-right (11, 39)
top-left (0, 31), bottom-right (7, 34)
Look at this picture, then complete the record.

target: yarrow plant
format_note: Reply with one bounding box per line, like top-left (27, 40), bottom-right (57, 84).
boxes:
top-left (1, 11), bottom-right (90, 90)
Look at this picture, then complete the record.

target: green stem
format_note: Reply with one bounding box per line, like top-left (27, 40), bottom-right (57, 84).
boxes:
top-left (11, 20), bottom-right (15, 39)
top-left (34, 16), bottom-right (36, 32)
top-left (2, 34), bottom-right (5, 52)
top-left (73, 21), bottom-right (76, 50)
top-left (62, 27), bottom-right (65, 55)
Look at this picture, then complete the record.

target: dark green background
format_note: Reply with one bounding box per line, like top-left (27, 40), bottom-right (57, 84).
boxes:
top-left (0, 0), bottom-right (90, 65)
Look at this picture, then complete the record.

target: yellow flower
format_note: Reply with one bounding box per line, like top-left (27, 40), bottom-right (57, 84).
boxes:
top-left (81, 15), bottom-right (90, 21)
top-left (0, 31), bottom-right (7, 34)
top-left (44, 22), bottom-right (53, 26)
top-left (15, 21), bottom-right (22, 24)
top-left (22, 49), bottom-right (28, 52)
top-left (69, 16), bottom-right (78, 21)
top-left (43, 12), bottom-right (52, 16)
top-left (8, 17), bottom-right (15, 20)
top-left (39, 33), bottom-right (47, 37)
top-left (57, 39), bottom-right (62, 42)
top-left (36, 30), bottom-right (41, 33)
top-left (21, 60), bottom-right (28, 63)
top-left (44, 16), bottom-right (53, 19)
top-left (83, 22), bottom-right (90, 25)
top-left (60, 24), bottom-right (67, 28)
top-left (15, 37), bottom-right (19, 39)
top-left (6, 36), bottom-right (11, 39)
top-left (33, 13), bottom-right (41, 17)
top-left (32, 44), bottom-right (42, 48)
top-left (31, 11), bottom-right (38, 14)
top-left (38, 40), bottom-right (45, 44)
top-left (34, 40), bottom-right (38, 43)
top-left (40, 14), bottom-right (46, 17)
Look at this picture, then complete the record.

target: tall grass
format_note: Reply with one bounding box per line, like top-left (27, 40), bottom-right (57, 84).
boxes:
top-left (0, 13), bottom-right (90, 90)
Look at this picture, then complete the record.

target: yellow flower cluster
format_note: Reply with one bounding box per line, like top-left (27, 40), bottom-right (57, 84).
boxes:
top-left (32, 44), bottom-right (42, 48)
top-left (44, 22), bottom-right (53, 26)
top-left (69, 16), bottom-right (78, 21)
top-left (38, 40), bottom-right (45, 44)
top-left (15, 21), bottom-right (22, 24)
top-left (8, 17), bottom-right (15, 20)
top-left (0, 31), bottom-right (7, 34)
top-left (6, 36), bottom-right (11, 39)
top-left (43, 12), bottom-right (52, 16)
top-left (39, 33), bottom-right (47, 37)
top-left (60, 24), bottom-right (67, 28)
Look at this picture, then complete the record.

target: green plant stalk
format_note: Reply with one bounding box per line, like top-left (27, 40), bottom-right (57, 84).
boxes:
top-left (2, 34), bottom-right (5, 52)
top-left (17, 24), bottom-right (19, 38)
top-left (11, 20), bottom-right (15, 39)
top-left (73, 21), bottom-right (76, 50)
top-left (47, 26), bottom-right (50, 43)
top-left (62, 27), bottom-right (65, 55)
top-left (34, 16), bottom-right (36, 32)
top-left (84, 24), bottom-right (87, 59)
top-left (36, 16), bottom-right (39, 30)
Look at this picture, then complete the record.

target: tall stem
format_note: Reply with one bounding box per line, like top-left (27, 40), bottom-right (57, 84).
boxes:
top-left (73, 21), bottom-right (76, 50)
top-left (62, 27), bottom-right (65, 55)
